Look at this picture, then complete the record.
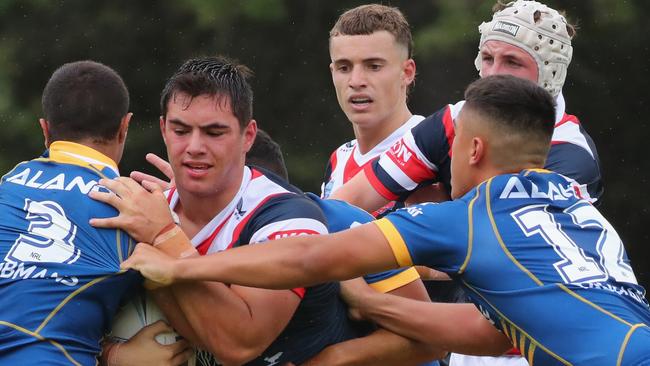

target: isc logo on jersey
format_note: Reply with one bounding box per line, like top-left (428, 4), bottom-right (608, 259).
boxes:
top-left (268, 229), bottom-right (320, 240)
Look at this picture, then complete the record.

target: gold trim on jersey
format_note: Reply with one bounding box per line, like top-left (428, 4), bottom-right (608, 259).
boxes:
top-left (49, 141), bottom-right (119, 175)
top-left (459, 183), bottom-right (484, 274)
top-left (486, 178), bottom-right (544, 286)
top-left (36, 275), bottom-right (111, 333)
top-left (0, 321), bottom-right (82, 366)
top-left (374, 218), bottom-right (413, 267)
top-left (368, 267), bottom-right (420, 293)
top-left (617, 323), bottom-right (648, 366)
top-left (523, 168), bottom-right (551, 175)
top-left (462, 281), bottom-right (572, 365)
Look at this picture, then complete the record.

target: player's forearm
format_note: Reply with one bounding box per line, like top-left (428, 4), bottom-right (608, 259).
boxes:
top-left (303, 329), bottom-right (445, 366)
top-left (170, 282), bottom-right (258, 360)
top-left (329, 170), bottom-right (389, 213)
top-left (173, 231), bottom-right (384, 288)
top-left (358, 295), bottom-right (511, 356)
top-left (149, 288), bottom-right (203, 347)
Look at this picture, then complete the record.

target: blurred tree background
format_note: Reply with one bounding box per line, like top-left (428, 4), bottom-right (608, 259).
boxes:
top-left (0, 0), bottom-right (648, 293)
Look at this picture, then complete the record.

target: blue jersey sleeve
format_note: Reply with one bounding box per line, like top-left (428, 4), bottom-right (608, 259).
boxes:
top-left (375, 199), bottom-right (472, 274)
top-left (306, 194), bottom-right (420, 292)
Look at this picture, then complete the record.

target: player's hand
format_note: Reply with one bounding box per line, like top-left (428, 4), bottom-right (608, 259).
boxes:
top-left (122, 243), bottom-right (177, 286)
top-left (89, 177), bottom-right (174, 243)
top-left (107, 321), bottom-right (193, 366)
top-left (130, 153), bottom-right (174, 190)
top-left (339, 278), bottom-right (376, 322)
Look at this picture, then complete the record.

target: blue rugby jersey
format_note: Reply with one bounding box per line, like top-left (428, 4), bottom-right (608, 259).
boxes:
top-left (375, 170), bottom-right (649, 365)
top-left (306, 193), bottom-right (421, 293)
top-left (0, 141), bottom-right (140, 366)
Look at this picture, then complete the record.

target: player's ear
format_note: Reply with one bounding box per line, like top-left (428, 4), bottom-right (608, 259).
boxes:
top-left (39, 118), bottom-right (51, 148)
top-left (243, 120), bottom-right (257, 153)
top-left (470, 136), bottom-right (485, 166)
top-left (117, 113), bottom-right (132, 144)
top-left (402, 58), bottom-right (416, 87)
top-left (159, 116), bottom-right (167, 144)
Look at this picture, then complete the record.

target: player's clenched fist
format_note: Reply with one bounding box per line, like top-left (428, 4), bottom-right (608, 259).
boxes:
top-left (122, 243), bottom-right (178, 286)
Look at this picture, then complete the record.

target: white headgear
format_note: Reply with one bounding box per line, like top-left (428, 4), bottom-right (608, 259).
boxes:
top-left (475, 0), bottom-right (573, 96)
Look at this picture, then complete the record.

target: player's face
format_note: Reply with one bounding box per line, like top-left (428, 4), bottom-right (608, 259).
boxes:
top-left (479, 40), bottom-right (538, 83)
top-left (161, 93), bottom-right (255, 198)
top-left (330, 31), bottom-right (415, 129)
top-left (450, 110), bottom-right (475, 200)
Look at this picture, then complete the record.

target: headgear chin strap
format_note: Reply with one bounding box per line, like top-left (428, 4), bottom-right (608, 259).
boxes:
top-left (475, 0), bottom-right (573, 97)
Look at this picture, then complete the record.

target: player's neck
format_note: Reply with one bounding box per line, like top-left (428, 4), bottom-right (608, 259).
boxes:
top-left (354, 108), bottom-right (412, 155)
top-left (174, 172), bottom-right (245, 237)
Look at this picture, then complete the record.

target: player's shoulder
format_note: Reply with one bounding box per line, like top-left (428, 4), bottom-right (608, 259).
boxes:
top-left (488, 170), bottom-right (587, 204)
top-left (246, 174), bottom-right (326, 225)
top-left (305, 193), bottom-right (373, 231)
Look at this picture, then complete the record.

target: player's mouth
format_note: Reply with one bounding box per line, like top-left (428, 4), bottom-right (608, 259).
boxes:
top-left (183, 162), bottom-right (212, 178)
top-left (349, 95), bottom-right (373, 111)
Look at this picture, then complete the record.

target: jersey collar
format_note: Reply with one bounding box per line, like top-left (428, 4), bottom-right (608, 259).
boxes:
top-left (47, 141), bottom-right (119, 176)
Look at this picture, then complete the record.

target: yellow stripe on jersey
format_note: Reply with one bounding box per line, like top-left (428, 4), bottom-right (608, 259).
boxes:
top-left (523, 168), bottom-right (551, 176)
top-left (459, 183), bottom-right (484, 274)
top-left (527, 343), bottom-right (536, 366)
top-left (617, 323), bottom-right (648, 366)
top-left (0, 321), bottom-right (82, 366)
top-left (369, 267), bottom-right (420, 293)
top-left (374, 218), bottom-right (413, 267)
top-left (49, 141), bottom-right (118, 171)
top-left (485, 178), bottom-right (544, 286)
top-left (556, 284), bottom-right (634, 327)
top-left (36, 275), bottom-right (111, 333)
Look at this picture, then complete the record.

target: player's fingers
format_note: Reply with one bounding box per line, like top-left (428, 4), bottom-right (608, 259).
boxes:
top-left (116, 176), bottom-right (146, 192)
top-left (146, 153), bottom-right (174, 180)
top-left (166, 338), bottom-right (190, 355)
top-left (131, 171), bottom-right (170, 189)
top-left (141, 179), bottom-right (166, 194)
top-left (141, 320), bottom-right (172, 336)
top-left (89, 216), bottom-right (123, 229)
top-left (170, 347), bottom-right (194, 365)
top-left (98, 177), bottom-right (131, 197)
top-left (88, 189), bottom-right (122, 209)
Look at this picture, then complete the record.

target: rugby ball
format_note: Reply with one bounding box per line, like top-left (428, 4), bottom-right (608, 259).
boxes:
top-left (110, 292), bottom-right (196, 365)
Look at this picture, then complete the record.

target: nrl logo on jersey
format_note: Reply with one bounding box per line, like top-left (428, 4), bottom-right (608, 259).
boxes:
top-left (492, 21), bottom-right (519, 37)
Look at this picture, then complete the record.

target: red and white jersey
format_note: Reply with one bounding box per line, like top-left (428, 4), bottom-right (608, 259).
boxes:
top-left (166, 167), bottom-right (357, 366)
top-left (167, 167), bottom-right (327, 257)
top-left (321, 115), bottom-right (425, 200)
top-left (368, 93), bottom-right (603, 203)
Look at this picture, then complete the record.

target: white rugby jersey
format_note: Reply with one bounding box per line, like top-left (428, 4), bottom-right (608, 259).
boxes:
top-left (321, 115), bottom-right (425, 199)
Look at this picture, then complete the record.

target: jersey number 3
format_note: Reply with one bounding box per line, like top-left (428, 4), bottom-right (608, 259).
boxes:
top-left (5, 199), bottom-right (81, 264)
top-left (512, 202), bottom-right (637, 285)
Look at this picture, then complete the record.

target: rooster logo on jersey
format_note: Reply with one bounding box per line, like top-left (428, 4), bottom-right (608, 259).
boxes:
top-left (5, 199), bottom-right (81, 264)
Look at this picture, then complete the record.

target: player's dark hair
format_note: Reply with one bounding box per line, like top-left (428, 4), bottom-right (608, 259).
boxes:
top-left (245, 129), bottom-right (288, 181)
top-left (330, 4), bottom-right (413, 59)
top-left (160, 56), bottom-right (253, 130)
top-left (464, 75), bottom-right (555, 143)
top-left (41, 60), bottom-right (129, 143)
